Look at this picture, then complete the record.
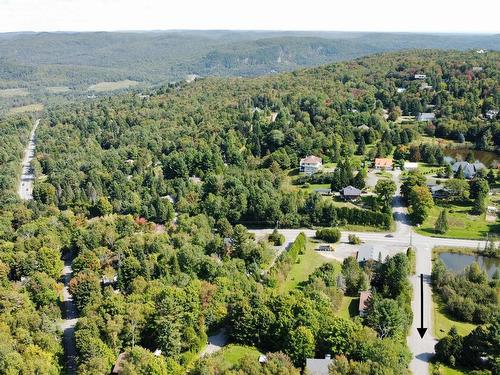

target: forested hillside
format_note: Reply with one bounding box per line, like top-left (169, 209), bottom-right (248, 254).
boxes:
top-left (0, 30), bottom-right (499, 115)
top-left (0, 50), bottom-right (498, 374)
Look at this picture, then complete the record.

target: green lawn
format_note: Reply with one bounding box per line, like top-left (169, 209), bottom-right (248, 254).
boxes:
top-left (418, 162), bottom-right (444, 175)
top-left (220, 345), bottom-right (261, 366)
top-left (430, 363), bottom-right (469, 375)
top-left (337, 296), bottom-right (359, 319)
top-left (432, 295), bottom-right (476, 339)
top-left (302, 183), bottom-right (331, 193)
top-left (282, 239), bottom-right (339, 292)
top-left (416, 202), bottom-right (500, 240)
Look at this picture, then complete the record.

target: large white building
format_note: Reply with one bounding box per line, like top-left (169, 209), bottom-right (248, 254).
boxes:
top-left (300, 155), bottom-right (322, 175)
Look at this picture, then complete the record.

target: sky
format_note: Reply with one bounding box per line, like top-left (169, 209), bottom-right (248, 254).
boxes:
top-left (0, 0), bottom-right (499, 34)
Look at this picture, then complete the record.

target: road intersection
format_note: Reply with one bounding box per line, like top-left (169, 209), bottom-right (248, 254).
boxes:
top-left (250, 169), bottom-right (486, 375)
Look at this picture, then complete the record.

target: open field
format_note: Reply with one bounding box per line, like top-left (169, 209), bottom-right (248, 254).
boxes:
top-left (8, 103), bottom-right (44, 115)
top-left (302, 183), bottom-right (330, 193)
top-left (416, 202), bottom-right (499, 240)
top-left (46, 86), bottom-right (71, 93)
top-left (0, 88), bottom-right (29, 97)
top-left (282, 238), bottom-right (339, 292)
top-left (432, 295), bottom-right (476, 340)
top-left (219, 345), bottom-right (261, 366)
top-left (337, 296), bottom-right (359, 320)
top-left (88, 80), bottom-right (140, 92)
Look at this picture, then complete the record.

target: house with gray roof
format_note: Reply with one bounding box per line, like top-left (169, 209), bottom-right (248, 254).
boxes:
top-left (357, 244), bottom-right (389, 263)
top-left (452, 161), bottom-right (485, 179)
top-left (306, 355), bottom-right (333, 375)
top-left (341, 185), bottom-right (361, 200)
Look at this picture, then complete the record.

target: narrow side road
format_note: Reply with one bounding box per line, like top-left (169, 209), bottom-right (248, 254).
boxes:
top-left (18, 118), bottom-right (39, 200)
top-left (17, 118), bottom-right (79, 373)
top-left (60, 251), bottom-right (78, 375)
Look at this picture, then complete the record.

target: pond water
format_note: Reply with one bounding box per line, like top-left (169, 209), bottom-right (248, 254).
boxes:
top-left (443, 147), bottom-right (499, 167)
top-left (438, 252), bottom-right (500, 277)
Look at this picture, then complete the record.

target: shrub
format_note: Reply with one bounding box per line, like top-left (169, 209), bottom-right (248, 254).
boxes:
top-left (268, 229), bottom-right (285, 246)
top-left (316, 228), bottom-right (341, 243)
top-left (348, 234), bottom-right (361, 244)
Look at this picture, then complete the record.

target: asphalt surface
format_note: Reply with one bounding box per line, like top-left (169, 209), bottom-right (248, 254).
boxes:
top-left (250, 169), bottom-right (486, 375)
top-left (18, 119), bottom-right (39, 200)
top-left (60, 253), bottom-right (78, 375)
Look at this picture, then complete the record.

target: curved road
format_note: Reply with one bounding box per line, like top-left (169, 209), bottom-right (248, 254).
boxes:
top-left (17, 119), bottom-right (78, 374)
top-left (250, 169), bottom-right (485, 375)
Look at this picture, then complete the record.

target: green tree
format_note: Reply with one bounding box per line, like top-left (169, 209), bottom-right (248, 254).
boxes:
top-left (444, 179), bottom-right (470, 202)
top-left (374, 179), bottom-right (396, 210)
top-left (365, 295), bottom-right (407, 339)
top-left (286, 326), bottom-right (315, 366)
top-left (435, 209), bottom-right (449, 234)
top-left (408, 185), bottom-right (434, 224)
top-left (95, 196), bottom-right (113, 216)
top-left (341, 256), bottom-right (368, 296)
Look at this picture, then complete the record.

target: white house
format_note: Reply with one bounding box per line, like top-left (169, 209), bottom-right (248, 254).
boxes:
top-left (414, 74), bottom-right (427, 80)
top-left (300, 155), bottom-right (322, 175)
top-left (417, 113), bottom-right (436, 122)
top-left (396, 87), bottom-right (406, 93)
top-left (403, 162), bottom-right (419, 171)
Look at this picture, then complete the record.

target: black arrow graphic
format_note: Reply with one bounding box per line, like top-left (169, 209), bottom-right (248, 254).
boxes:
top-left (417, 273), bottom-right (427, 338)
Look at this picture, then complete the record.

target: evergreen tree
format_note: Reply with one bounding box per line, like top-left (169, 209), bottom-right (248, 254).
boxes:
top-left (356, 136), bottom-right (366, 155)
top-left (435, 209), bottom-right (449, 234)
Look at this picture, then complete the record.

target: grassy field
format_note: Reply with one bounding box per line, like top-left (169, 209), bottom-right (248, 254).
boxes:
top-left (0, 88), bottom-right (29, 97)
top-left (417, 162), bottom-right (444, 175)
top-left (88, 80), bottom-right (140, 92)
top-left (46, 86), bottom-right (71, 93)
top-left (430, 363), bottom-right (469, 375)
top-left (282, 238), bottom-right (339, 292)
top-left (219, 345), bottom-right (261, 366)
top-left (337, 296), bottom-right (359, 320)
top-left (302, 183), bottom-right (331, 193)
top-left (432, 295), bottom-right (476, 339)
top-left (8, 103), bottom-right (44, 115)
top-left (416, 202), bottom-right (499, 240)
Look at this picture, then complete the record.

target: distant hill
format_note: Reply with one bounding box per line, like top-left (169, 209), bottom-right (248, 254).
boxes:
top-left (0, 30), bottom-right (499, 89)
top-left (0, 30), bottom-right (498, 116)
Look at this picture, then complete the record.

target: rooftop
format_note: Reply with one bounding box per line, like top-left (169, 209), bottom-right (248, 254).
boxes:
top-left (357, 243), bottom-right (389, 262)
top-left (374, 158), bottom-right (393, 167)
top-left (305, 357), bottom-right (333, 375)
top-left (359, 291), bottom-right (372, 313)
top-left (301, 155), bottom-right (322, 164)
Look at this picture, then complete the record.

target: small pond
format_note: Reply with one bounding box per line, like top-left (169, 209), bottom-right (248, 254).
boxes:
top-left (438, 252), bottom-right (500, 277)
top-left (443, 147), bottom-right (499, 167)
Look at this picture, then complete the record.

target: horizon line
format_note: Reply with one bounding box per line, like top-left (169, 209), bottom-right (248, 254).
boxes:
top-left (1, 28), bottom-right (499, 35)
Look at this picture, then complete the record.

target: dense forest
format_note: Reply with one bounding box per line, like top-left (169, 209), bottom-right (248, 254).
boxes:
top-left (0, 49), bottom-right (499, 373)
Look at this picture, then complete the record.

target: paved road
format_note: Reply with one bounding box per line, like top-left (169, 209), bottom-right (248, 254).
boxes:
top-left (18, 119), bottom-right (39, 200)
top-left (250, 169), bottom-right (486, 375)
top-left (16, 118), bottom-right (79, 373)
top-left (59, 252), bottom-right (78, 375)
